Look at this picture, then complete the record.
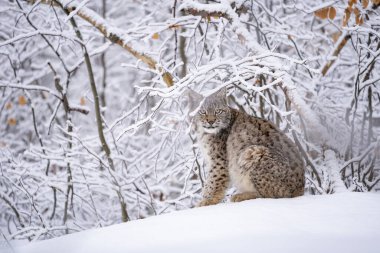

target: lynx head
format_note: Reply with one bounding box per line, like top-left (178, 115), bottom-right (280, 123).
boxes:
top-left (195, 89), bottom-right (232, 134)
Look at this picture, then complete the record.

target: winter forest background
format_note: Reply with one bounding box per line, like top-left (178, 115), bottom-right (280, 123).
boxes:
top-left (0, 0), bottom-right (379, 242)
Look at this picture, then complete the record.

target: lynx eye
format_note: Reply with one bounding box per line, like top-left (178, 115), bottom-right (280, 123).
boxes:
top-left (199, 110), bottom-right (206, 115)
top-left (215, 109), bottom-right (224, 115)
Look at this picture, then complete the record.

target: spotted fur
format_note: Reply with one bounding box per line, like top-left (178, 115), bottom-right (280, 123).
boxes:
top-left (195, 91), bottom-right (305, 206)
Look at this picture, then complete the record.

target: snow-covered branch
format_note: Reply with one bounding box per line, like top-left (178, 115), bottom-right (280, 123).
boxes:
top-left (27, 0), bottom-right (174, 87)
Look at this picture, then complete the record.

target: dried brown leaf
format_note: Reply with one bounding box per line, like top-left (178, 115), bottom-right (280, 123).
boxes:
top-left (18, 95), bottom-right (27, 106)
top-left (7, 118), bottom-right (17, 126)
top-left (315, 8), bottom-right (329, 19)
top-left (362, 0), bottom-right (369, 8)
top-left (353, 7), bottom-right (364, 25)
top-left (152, 33), bottom-right (159, 40)
top-left (343, 8), bottom-right (352, 26)
top-left (353, 7), bottom-right (360, 16)
top-left (349, 0), bottom-right (357, 7)
top-left (328, 7), bottom-right (337, 20)
top-left (356, 15), bottom-right (364, 25)
top-left (5, 102), bottom-right (12, 110)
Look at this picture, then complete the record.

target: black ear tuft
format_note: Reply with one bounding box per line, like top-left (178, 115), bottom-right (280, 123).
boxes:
top-left (213, 87), bottom-right (227, 103)
top-left (186, 88), bottom-right (204, 103)
top-left (185, 88), bottom-right (204, 117)
top-left (215, 87), bottom-right (227, 97)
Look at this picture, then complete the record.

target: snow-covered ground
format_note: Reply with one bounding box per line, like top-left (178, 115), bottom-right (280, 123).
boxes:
top-left (9, 192), bottom-right (380, 253)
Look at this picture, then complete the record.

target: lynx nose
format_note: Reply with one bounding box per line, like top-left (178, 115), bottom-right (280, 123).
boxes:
top-left (208, 118), bottom-right (216, 125)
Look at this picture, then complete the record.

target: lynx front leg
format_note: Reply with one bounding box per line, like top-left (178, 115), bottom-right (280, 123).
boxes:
top-left (198, 165), bottom-right (229, 207)
top-left (230, 192), bottom-right (258, 202)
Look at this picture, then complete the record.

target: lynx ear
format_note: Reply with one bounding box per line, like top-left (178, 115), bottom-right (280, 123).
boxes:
top-left (186, 88), bottom-right (204, 103)
top-left (185, 88), bottom-right (204, 118)
top-left (215, 87), bottom-right (226, 96)
top-left (214, 87), bottom-right (227, 101)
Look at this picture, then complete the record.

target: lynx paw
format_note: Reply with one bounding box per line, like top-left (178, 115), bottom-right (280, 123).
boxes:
top-left (231, 192), bottom-right (258, 202)
top-left (197, 198), bottom-right (220, 207)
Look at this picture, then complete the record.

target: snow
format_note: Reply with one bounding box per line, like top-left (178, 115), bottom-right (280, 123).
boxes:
top-left (63, 0), bottom-right (91, 22)
top-left (12, 192), bottom-right (380, 253)
top-left (180, 0), bottom-right (267, 54)
top-left (1, 0), bottom-right (380, 249)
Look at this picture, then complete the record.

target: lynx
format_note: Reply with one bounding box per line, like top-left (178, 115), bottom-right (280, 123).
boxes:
top-left (194, 90), bottom-right (305, 206)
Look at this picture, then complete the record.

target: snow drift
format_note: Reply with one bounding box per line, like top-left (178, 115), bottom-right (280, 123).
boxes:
top-left (11, 192), bottom-right (380, 253)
